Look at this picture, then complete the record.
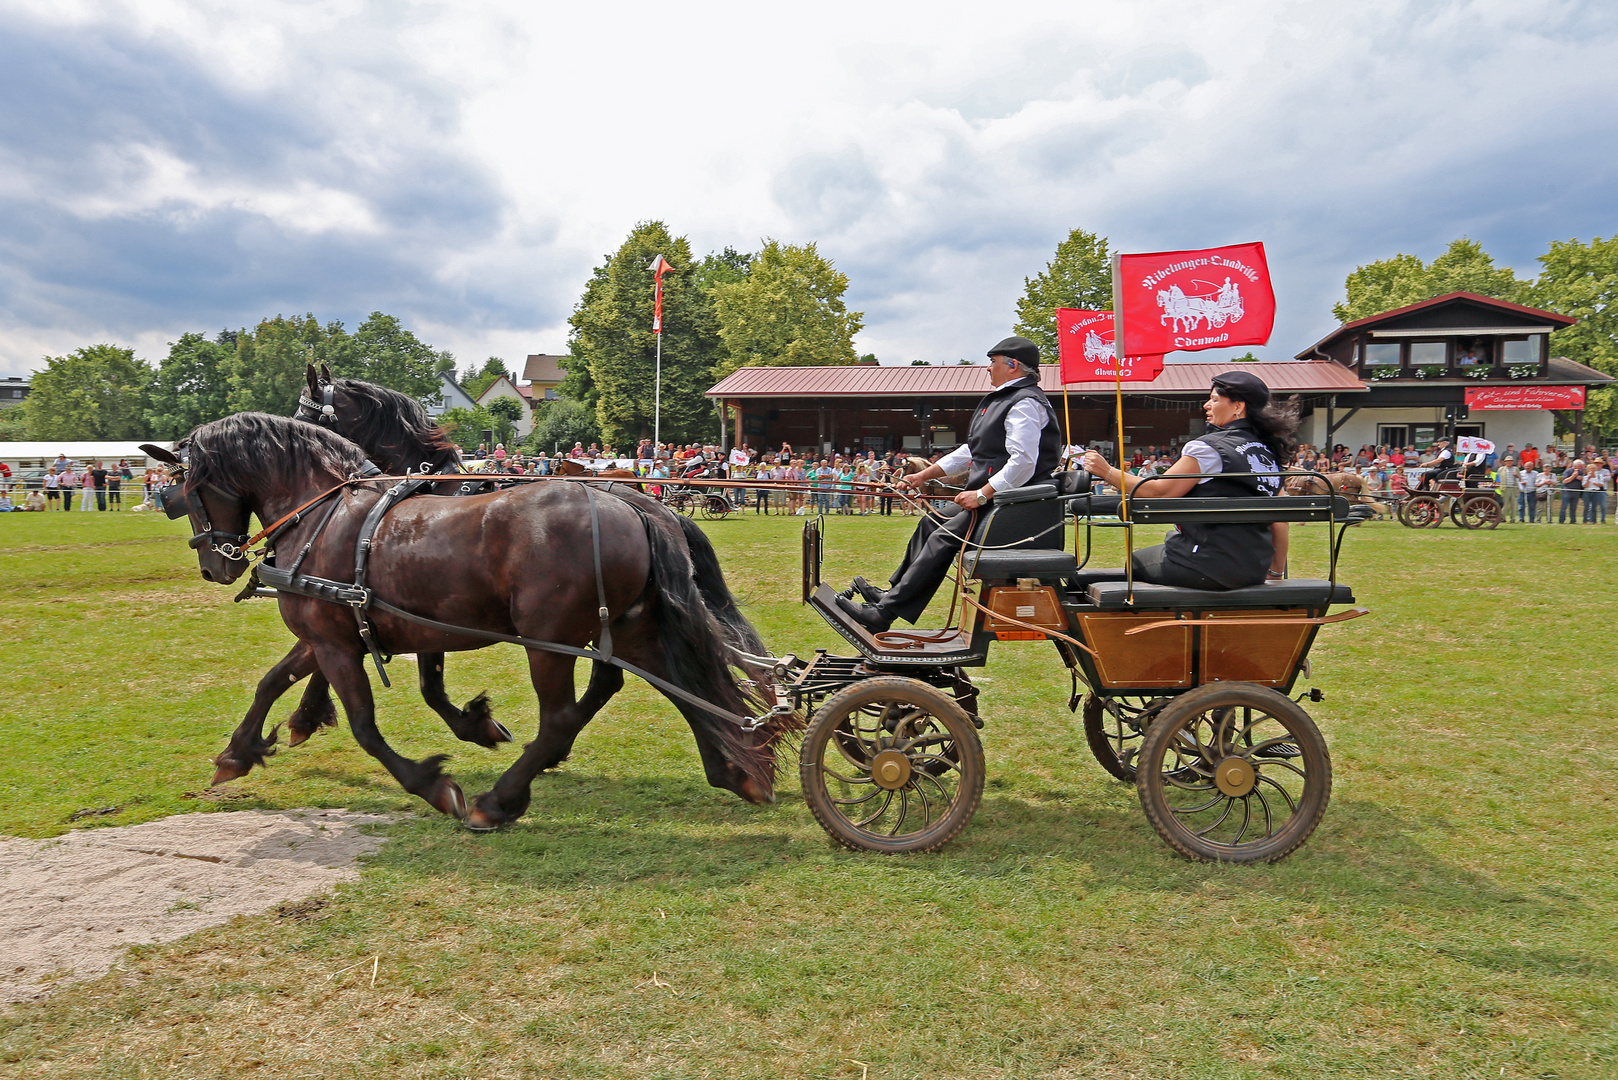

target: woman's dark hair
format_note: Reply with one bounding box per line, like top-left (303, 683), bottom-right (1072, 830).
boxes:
top-left (1223, 392), bottom-right (1301, 465)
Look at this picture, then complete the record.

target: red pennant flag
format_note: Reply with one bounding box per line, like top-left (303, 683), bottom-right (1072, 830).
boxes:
top-left (1055, 309), bottom-right (1165, 383)
top-left (1114, 242), bottom-right (1275, 357)
top-left (648, 254), bottom-right (675, 333)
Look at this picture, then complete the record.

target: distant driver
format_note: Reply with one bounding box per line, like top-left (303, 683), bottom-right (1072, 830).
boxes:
top-left (837, 336), bottom-right (1061, 634)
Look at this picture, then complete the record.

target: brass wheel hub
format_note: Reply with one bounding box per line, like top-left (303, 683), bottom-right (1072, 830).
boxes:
top-left (1214, 756), bottom-right (1257, 797)
top-left (870, 749), bottom-right (913, 790)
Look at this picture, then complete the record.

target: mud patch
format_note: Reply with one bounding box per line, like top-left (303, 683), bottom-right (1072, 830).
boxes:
top-left (0, 808), bottom-right (391, 1005)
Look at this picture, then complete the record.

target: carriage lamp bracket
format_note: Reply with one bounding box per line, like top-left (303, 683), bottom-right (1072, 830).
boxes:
top-left (1296, 687), bottom-right (1325, 703)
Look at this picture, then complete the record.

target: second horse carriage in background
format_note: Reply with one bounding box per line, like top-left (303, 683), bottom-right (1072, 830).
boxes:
top-left (660, 459), bottom-right (735, 519)
top-left (784, 469), bottom-right (1371, 863)
top-left (1396, 465), bottom-right (1503, 529)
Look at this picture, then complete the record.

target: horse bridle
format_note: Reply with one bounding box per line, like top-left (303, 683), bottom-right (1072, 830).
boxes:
top-left (296, 379), bottom-right (338, 425)
top-left (156, 458), bottom-right (253, 560)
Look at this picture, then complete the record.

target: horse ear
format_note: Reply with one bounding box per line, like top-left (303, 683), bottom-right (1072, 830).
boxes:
top-left (140, 444), bottom-right (182, 467)
top-left (320, 364), bottom-right (332, 382)
top-left (306, 364), bottom-right (321, 394)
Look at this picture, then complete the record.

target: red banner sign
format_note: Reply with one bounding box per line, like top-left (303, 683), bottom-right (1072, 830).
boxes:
top-left (1464, 385), bottom-right (1585, 410)
top-left (1116, 242), bottom-right (1275, 357)
top-left (1055, 308), bottom-right (1165, 383)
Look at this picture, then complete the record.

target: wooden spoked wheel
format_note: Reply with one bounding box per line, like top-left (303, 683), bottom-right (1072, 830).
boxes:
top-left (700, 494), bottom-right (733, 519)
top-left (1135, 682), bottom-right (1331, 863)
top-left (799, 676), bottom-right (984, 854)
top-left (1082, 694), bottom-right (1160, 783)
top-left (1458, 494), bottom-right (1502, 530)
top-left (1400, 496), bottom-right (1442, 528)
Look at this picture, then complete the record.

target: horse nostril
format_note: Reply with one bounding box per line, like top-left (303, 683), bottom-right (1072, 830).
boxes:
top-left (201, 568), bottom-right (214, 582)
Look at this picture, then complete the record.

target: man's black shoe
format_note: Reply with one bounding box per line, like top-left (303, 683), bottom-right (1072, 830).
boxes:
top-left (838, 575), bottom-right (888, 604)
top-left (834, 594), bottom-right (894, 634)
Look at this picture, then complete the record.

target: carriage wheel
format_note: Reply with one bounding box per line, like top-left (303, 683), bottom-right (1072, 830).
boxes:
top-left (700, 494), bottom-right (733, 519)
top-left (800, 676), bottom-right (985, 854)
top-left (1449, 498), bottom-right (1470, 528)
top-left (1135, 682), bottom-right (1330, 863)
top-left (1082, 694), bottom-right (1159, 783)
top-left (1400, 497), bottom-right (1441, 529)
top-left (1460, 495), bottom-right (1501, 530)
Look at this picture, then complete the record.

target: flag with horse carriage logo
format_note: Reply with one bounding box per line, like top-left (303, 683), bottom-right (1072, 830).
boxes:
top-left (1115, 242), bottom-right (1276, 357)
top-left (1054, 309), bottom-right (1165, 383)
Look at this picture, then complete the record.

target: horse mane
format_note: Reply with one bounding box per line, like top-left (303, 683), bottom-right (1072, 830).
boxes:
top-left (330, 378), bottom-right (462, 473)
top-left (185, 412), bottom-right (369, 497)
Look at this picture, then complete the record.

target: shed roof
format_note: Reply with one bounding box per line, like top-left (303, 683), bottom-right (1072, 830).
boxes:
top-left (706, 361), bottom-right (1366, 399)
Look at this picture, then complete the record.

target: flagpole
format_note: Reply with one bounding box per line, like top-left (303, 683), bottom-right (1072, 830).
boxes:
top-left (654, 331), bottom-right (662, 450)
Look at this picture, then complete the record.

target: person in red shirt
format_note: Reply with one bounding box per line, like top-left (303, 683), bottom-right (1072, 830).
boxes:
top-left (1521, 444), bottom-right (1540, 469)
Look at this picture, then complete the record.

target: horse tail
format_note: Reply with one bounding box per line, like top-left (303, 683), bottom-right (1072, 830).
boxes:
top-left (675, 514), bottom-right (767, 655)
top-left (637, 510), bottom-right (779, 797)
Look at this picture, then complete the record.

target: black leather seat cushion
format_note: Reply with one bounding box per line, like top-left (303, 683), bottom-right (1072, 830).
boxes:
top-left (967, 548), bottom-right (1077, 578)
top-left (1086, 578), bottom-right (1355, 609)
top-left (1069, 567), bottom-right (1127, 590)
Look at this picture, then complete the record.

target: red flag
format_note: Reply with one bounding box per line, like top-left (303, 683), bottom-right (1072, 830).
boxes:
top-left (648, 254), bottom-right (675, 333)
top-left (1055, 309), bottom-right (1165, 383)
top-left (1114, 242), bottom-right (1274, 357)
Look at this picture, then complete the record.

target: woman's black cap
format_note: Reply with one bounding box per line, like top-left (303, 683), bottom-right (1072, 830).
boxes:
top-left (987, 336), bottom-right (1040, 367)
top-left (1210, 369), bottom-right (1271, 407)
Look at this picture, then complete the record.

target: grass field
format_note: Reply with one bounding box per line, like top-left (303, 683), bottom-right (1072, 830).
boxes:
top-left (1, 506), bottom-right (1615, 1079)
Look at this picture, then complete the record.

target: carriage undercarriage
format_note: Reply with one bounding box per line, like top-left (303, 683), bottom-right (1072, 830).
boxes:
top-left (780, 477), bottom-right (1369, 863)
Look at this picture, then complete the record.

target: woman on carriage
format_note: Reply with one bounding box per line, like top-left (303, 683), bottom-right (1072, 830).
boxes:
top-left (1080, 370), bottom-right (1297, 591)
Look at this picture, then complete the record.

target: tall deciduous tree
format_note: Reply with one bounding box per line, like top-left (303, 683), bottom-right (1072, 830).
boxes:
top-left (1534, 235), bottom-right (1618, 439)
top-left (328, 312), bottom-right (449, 400)
top-left (567, 222), bottom-right (722, 446)
top-left (25, 344), bottom-right (152, 439)
top-left (1333, 239), bottom-right (1529, 323)
top-left (1014, 228), bottom-right (1113, 358)
top-left (145, 331), bottom-right (235, 438)
top-left (711, 241), bottom-right (862, 379)
top-left (460, 356), bottom-right (511, 399)
top-left (227, 314), bottom-right (337, 416)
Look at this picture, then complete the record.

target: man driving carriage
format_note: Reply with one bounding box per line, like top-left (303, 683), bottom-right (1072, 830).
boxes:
top-left (1413, 437), bottom-right (1459, 491)
top-left (837, 335), bottom-right (1062, 634)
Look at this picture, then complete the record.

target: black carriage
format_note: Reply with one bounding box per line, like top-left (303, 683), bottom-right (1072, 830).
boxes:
top-left (661, 461), bottom-right (735, 519)
top-left (1396, 472), bottom-right (1503, 529)
top-left (780, 473), bottom-right (1371, 863)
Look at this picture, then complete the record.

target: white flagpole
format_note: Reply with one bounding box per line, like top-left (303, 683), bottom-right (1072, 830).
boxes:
top-left (654, 331), bottom-right (663, 450)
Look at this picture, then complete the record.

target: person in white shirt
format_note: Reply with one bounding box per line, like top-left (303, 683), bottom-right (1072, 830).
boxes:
top-left (837, 337), bottom-right (1060, 632)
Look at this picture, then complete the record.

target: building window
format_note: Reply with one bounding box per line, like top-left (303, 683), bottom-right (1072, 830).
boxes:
top-left (1408, 342), bottom-right (1447, 367)
top-left (1363, 343), bottom-right (1401, 366)
top-left (1377, 425), bottom-right (1409, 448)
top-left (1501, 336), bottom-right (1542, 364)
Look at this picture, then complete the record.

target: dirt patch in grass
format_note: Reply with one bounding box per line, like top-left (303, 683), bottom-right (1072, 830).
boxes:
top-left (0, 809), bottom-right (390, 1005)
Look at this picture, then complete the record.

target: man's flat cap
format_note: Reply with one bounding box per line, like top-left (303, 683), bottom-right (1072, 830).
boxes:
top-left (988, 336), bottom-right (1040, 366)
top-left (1210, 369), bottom-right (1271, 406)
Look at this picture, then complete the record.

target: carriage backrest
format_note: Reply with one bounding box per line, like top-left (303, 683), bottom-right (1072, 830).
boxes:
top-left (975, 485), bottom-right (1065, 551)
top-left (1127, 493), bottom-right (1351, 525)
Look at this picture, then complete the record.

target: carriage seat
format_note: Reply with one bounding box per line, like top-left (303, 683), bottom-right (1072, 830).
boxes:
top-left (1085, 578), bottom-right (1355, 610)
top-left (964, 483), bottom-right (1070, 582)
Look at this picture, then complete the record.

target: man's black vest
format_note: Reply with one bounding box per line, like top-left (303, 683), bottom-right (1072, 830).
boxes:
top-left (964, 375), bottom-right (1062, 491)
top-left (1163, 419), bottom-right (1280, 589)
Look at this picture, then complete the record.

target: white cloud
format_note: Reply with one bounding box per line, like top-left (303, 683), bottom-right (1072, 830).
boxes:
top-left (2, 0), bottom-right (1615, 375)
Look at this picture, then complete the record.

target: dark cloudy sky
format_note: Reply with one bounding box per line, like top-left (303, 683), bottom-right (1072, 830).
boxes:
top-left (2, 0), bottom-right (1615, 377)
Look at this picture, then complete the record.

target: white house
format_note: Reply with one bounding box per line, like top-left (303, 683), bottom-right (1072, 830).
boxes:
top-left (476, 374), bottom-right (536, 439)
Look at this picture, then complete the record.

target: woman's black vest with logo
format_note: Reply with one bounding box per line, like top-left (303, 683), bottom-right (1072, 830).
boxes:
top-left (1162, 419), bottom-right (1280, 589)
top-left (964, 376), bottom-right (1062, 491)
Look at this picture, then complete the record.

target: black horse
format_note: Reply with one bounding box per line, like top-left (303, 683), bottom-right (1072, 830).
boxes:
top-left (152, 412), bottom-right (783, 825)
top-left (207, 366), bottom-right (768, 787)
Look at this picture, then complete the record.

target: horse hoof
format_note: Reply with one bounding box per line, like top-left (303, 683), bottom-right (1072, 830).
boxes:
top-left (286, 728), bottom-right (312, 748)
top-left (463, 807), bottom-right (502, 832)
top-left (486, 719), bottom-right (514, 745)
top-left (735, 775), bottom-right (775, 806)
top-left (427, 779), bottom-right (467, 820)
top-left (211, 760), bottom-right (249, 785)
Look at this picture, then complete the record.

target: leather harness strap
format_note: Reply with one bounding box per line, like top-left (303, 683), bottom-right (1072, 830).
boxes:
top-left (583, 484), bottom-right (613, 660)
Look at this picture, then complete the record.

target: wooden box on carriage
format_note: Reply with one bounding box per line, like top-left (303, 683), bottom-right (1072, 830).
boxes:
top-left (1073, 606), bottom-right (1317, 690)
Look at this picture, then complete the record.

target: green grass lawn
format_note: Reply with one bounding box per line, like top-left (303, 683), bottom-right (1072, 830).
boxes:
top-left (1, 507), bottom-right (1615, 1079)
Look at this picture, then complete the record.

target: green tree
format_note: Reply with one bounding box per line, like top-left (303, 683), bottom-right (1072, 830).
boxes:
top-left (227, 314), bottom-right (334, 415)
top-left (1333, 239), bottom-right (1530, 323)
top-left (25, 344), bottom-right (153, 439)
top-left (0, 403), bottom-right (31, 441)
top-left (485, 396), bottom-right (523, 445)
top-left (326, 312), bottom-right (446, 400)
top-left (529, 397), bottom-right (601, 453)
top-left (1534, 236), bottom-right (1618, 441)
top-left (145, 331), bottom-right (234, 438)
top-left (460, 357), bottom-right (511, 399)
top-left (567, 221), bottom-right (724, 446)
top-left (1014, 228), bottom-right (1113, 358)
top-left (711, 240), bottom-right (863, 379)
top-left (436, 405), bottom-right (497, 452)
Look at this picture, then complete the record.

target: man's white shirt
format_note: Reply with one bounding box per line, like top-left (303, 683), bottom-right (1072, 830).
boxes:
top-left (934, 395), bottom-right (1048, 494)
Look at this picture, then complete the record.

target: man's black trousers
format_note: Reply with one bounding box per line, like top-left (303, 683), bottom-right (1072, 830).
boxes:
top-left (878, 502), bottom-right (977, 624)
